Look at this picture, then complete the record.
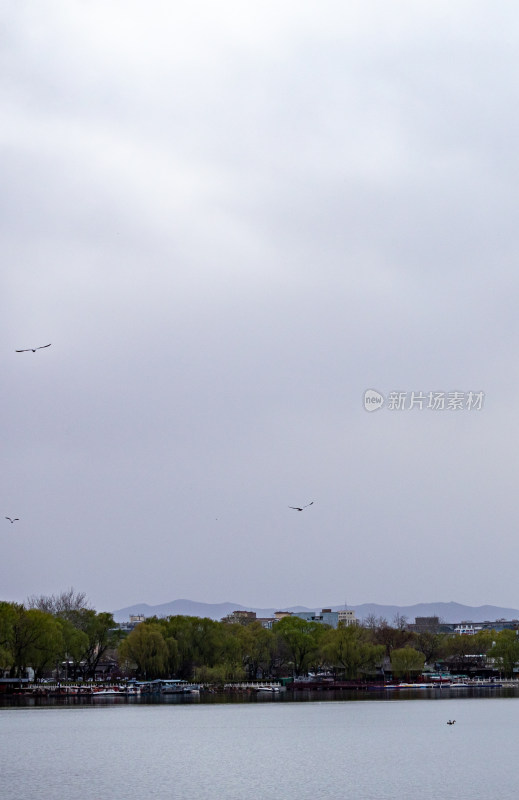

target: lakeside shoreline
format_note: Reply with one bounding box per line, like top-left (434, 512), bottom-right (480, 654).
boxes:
top-left (3, 680), bottom-right (519, 707)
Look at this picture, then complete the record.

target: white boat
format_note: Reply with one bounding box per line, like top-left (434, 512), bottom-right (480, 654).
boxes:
top-left (92, 685), bottom-right (142, 697)
top-left (160, 680), bottom-right (200, 694)
top-left (118, 686), bottom-right (141, 696)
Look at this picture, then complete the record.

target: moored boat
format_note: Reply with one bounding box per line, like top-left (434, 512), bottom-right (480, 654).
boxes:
top-left (160, 680), bottom-right (200, 694)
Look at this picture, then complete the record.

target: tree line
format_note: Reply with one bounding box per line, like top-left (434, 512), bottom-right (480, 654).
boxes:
top-left (2, 595), bottom-right (519, 682)
top-left (0, 590), bottom-right (118, 680)
top-left (117, 613), bottom-right (519, 681)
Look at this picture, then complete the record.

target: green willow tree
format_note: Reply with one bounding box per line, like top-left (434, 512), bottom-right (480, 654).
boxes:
top-left (0, 602), bottom-right (18, 671)
top-left (24, 613), bottom-right (64, 680)
top-left (152, 616), bottom-right (199, 679)
top-left (237, 621), bottom-right (275, 679)
top-left (489, 630), bottom-right (519, 677)
top-left (390, 647), bottom-right (426, 680)
top-left (274, 616), bottom-right (325, 677)
top-left (1, 604), bottom-right (64, 678)
top-left (218, 620), bottom-right (275, 681)
top-left (321, 624), bottom-right (385, 679)
top-left (118, 623), bottom-right (171, 678)
top-left (150, 615), bottom-right (237, 679)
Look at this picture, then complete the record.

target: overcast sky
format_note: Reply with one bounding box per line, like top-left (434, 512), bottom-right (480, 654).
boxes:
top-left (3, 1), bottom-right (519, 614)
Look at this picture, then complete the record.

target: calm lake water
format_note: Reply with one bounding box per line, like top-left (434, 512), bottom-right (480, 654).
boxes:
top-left (1, 694), bottom-right (518, 800)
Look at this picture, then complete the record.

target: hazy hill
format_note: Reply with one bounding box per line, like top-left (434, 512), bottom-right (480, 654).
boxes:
top-left (113, 599), bottom-right (519, 624)
top-left (347, 601), bottom-right (519, 624)
top-left (112, 599), bottom-right (311, 623)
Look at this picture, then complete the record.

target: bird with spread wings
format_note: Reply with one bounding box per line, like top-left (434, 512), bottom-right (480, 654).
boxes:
top-left (15, 344), bottom-right (52, 353)
top-left (289, 502), bottom-right (314, 511)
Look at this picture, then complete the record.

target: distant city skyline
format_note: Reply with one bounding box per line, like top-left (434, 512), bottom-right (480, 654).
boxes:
top-left (110, 598), bottom-right (519, 625)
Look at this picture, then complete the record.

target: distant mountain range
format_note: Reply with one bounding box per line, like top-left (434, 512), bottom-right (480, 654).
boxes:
top-left (112, 599), bottom-right (519, 624)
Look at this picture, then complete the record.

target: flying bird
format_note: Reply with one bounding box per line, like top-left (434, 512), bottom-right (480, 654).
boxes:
top-left (289, 502), bottom-right (314, 511)
top-left (447, 720), bottom-right (456, 725)
top-left (5, 517), bottom-right (19, 523)
top-left (15, 344), bottom-right (52, 353)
